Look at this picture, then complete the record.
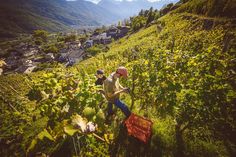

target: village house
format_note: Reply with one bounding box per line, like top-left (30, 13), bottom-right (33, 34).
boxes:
top-left (91, 37), bottom-right (100, 45)
top-left (57, 39), bottom-right (85, 66)
top-left (58, 53), bottom-right (68, 63)
top-left (58, 48), bottom-right (85, 66)
top-left (66, 40), bottom-right (81, 49)
top-left (5, 56), bottom-right (21, 70)
top-left (106, 26), bottom-right (130, 39)
top-left (67, 49), bottom-right (84, 62)
top-left (44, 53), bottom-right (55, 60)
top-left (117, 26), bottom-right (130, 38)
top-left (89, 32), bottom-right (112, 45)
top-left (33, 57), bottom-right (50, 63)
top-left (15, 65), bottom-right (36, 74)
top-left (98, 33), bottom-right (112, 44)
top-left (99, 33), bottom-right (107, 39)
top-left (22, 59), bottom-right (33, 66)
top-left (84, 40), bottom-right (93, 48)
top-left (59, 48), bottom-right (68, 54)
top-left (23, 48), bottom-right (38, 57)
top-left (82, 26), bottom-right (129, 49)
top-left (106, 26), bottom-right (119, 39)
top-left (15, 43), bottom-right (38, 53)
top-left (13, 43), bottom-right (40, 58)
top-left (14, 57), bottom-right (37, 74)
top-left (101, 36), bottom-right (112, 44)
top-left (91, 32), bottom-right (99, 38)
top-left (2, 43), bottom-right (38, 73)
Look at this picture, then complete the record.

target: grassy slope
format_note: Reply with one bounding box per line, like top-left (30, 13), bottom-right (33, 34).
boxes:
top-left (174, 0), bottom-right (236, 18)
top-left (0, 9), bottom-right (235, 156)
top-left (0, 71), bottom-right (55, 156)
top-left (78, 12), bottom-right (235, 74)
top-left (75, 12), bottom-right (236, 156)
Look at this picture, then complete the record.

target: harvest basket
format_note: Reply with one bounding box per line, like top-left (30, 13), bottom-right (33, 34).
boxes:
top-left (124, 113), bottom-right (153, 143)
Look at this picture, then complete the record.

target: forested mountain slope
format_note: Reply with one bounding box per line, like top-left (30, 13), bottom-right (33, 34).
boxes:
top-left (0, 0), bottom-right (119, 38)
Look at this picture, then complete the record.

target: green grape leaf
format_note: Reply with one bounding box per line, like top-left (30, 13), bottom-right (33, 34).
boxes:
top-left (38, 129), bottom-right (54, 141)
top-left (64, 125), bottom-right (80, 136)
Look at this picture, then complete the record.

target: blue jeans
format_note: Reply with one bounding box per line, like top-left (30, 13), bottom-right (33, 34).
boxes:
top-left (107, 99), bottom-right (131, 117)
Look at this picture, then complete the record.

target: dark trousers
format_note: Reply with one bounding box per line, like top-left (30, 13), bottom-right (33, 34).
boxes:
top-left (107, 99), bottom-right (131, 117)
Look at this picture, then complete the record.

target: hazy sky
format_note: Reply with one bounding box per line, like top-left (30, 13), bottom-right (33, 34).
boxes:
top-left (85, 0), bottom-right (164, 4)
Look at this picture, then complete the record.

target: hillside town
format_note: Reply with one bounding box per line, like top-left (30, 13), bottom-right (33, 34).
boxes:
top-left (0, 26), bottom-right (130, 75)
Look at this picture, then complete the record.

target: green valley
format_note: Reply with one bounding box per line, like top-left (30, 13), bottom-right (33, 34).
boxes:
top-left (0, 0), bottom-right (119, 39)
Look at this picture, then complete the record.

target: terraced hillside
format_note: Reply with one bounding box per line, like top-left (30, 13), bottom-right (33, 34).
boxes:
top-left (0, 0), bottom-right (236, 156)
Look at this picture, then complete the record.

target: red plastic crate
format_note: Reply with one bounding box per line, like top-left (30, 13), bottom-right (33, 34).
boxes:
top-left (124, 113), bottom-right (153, 143)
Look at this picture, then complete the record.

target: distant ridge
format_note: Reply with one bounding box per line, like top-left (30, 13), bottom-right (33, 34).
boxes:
top-left (98, 0), bottom-right (179, 19)
top-left (0, 0), bottom-right (119, 38)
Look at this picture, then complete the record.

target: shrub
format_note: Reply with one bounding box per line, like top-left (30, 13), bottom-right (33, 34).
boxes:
top-left (33, 30), bottom-right (49, 42)
top-left (34, 37), bottom-right (43, 45)
top-left (43, 44), bottom-right (59, 54)
top-left (64, 34), bottom-right (76, 43)
top-left (86, 46), bottom-right (102, 56)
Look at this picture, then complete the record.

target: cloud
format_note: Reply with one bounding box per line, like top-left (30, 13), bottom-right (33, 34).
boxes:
top-left (84, 0), bottom-right (101, 3)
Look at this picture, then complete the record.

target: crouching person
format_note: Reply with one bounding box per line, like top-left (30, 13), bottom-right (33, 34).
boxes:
top-left (95, 69), bottom-right (107, 108)
top-left (103, 66), bottom-right (131, 122)
top-left (95, 69), bottom-right (106, 86)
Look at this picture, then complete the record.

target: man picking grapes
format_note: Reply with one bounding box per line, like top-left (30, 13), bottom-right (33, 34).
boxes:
top-left (103, 66), bottom-right (131, 121)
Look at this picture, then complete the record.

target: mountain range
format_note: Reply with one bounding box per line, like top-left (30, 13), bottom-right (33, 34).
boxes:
top-left (98, 0), bottom-right (178, 19)
top-left (0, 0), bottom-right (178, 38)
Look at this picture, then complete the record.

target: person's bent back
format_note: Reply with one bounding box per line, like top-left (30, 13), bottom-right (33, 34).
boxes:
top-left (103, 66), bottom-right (131, 118)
